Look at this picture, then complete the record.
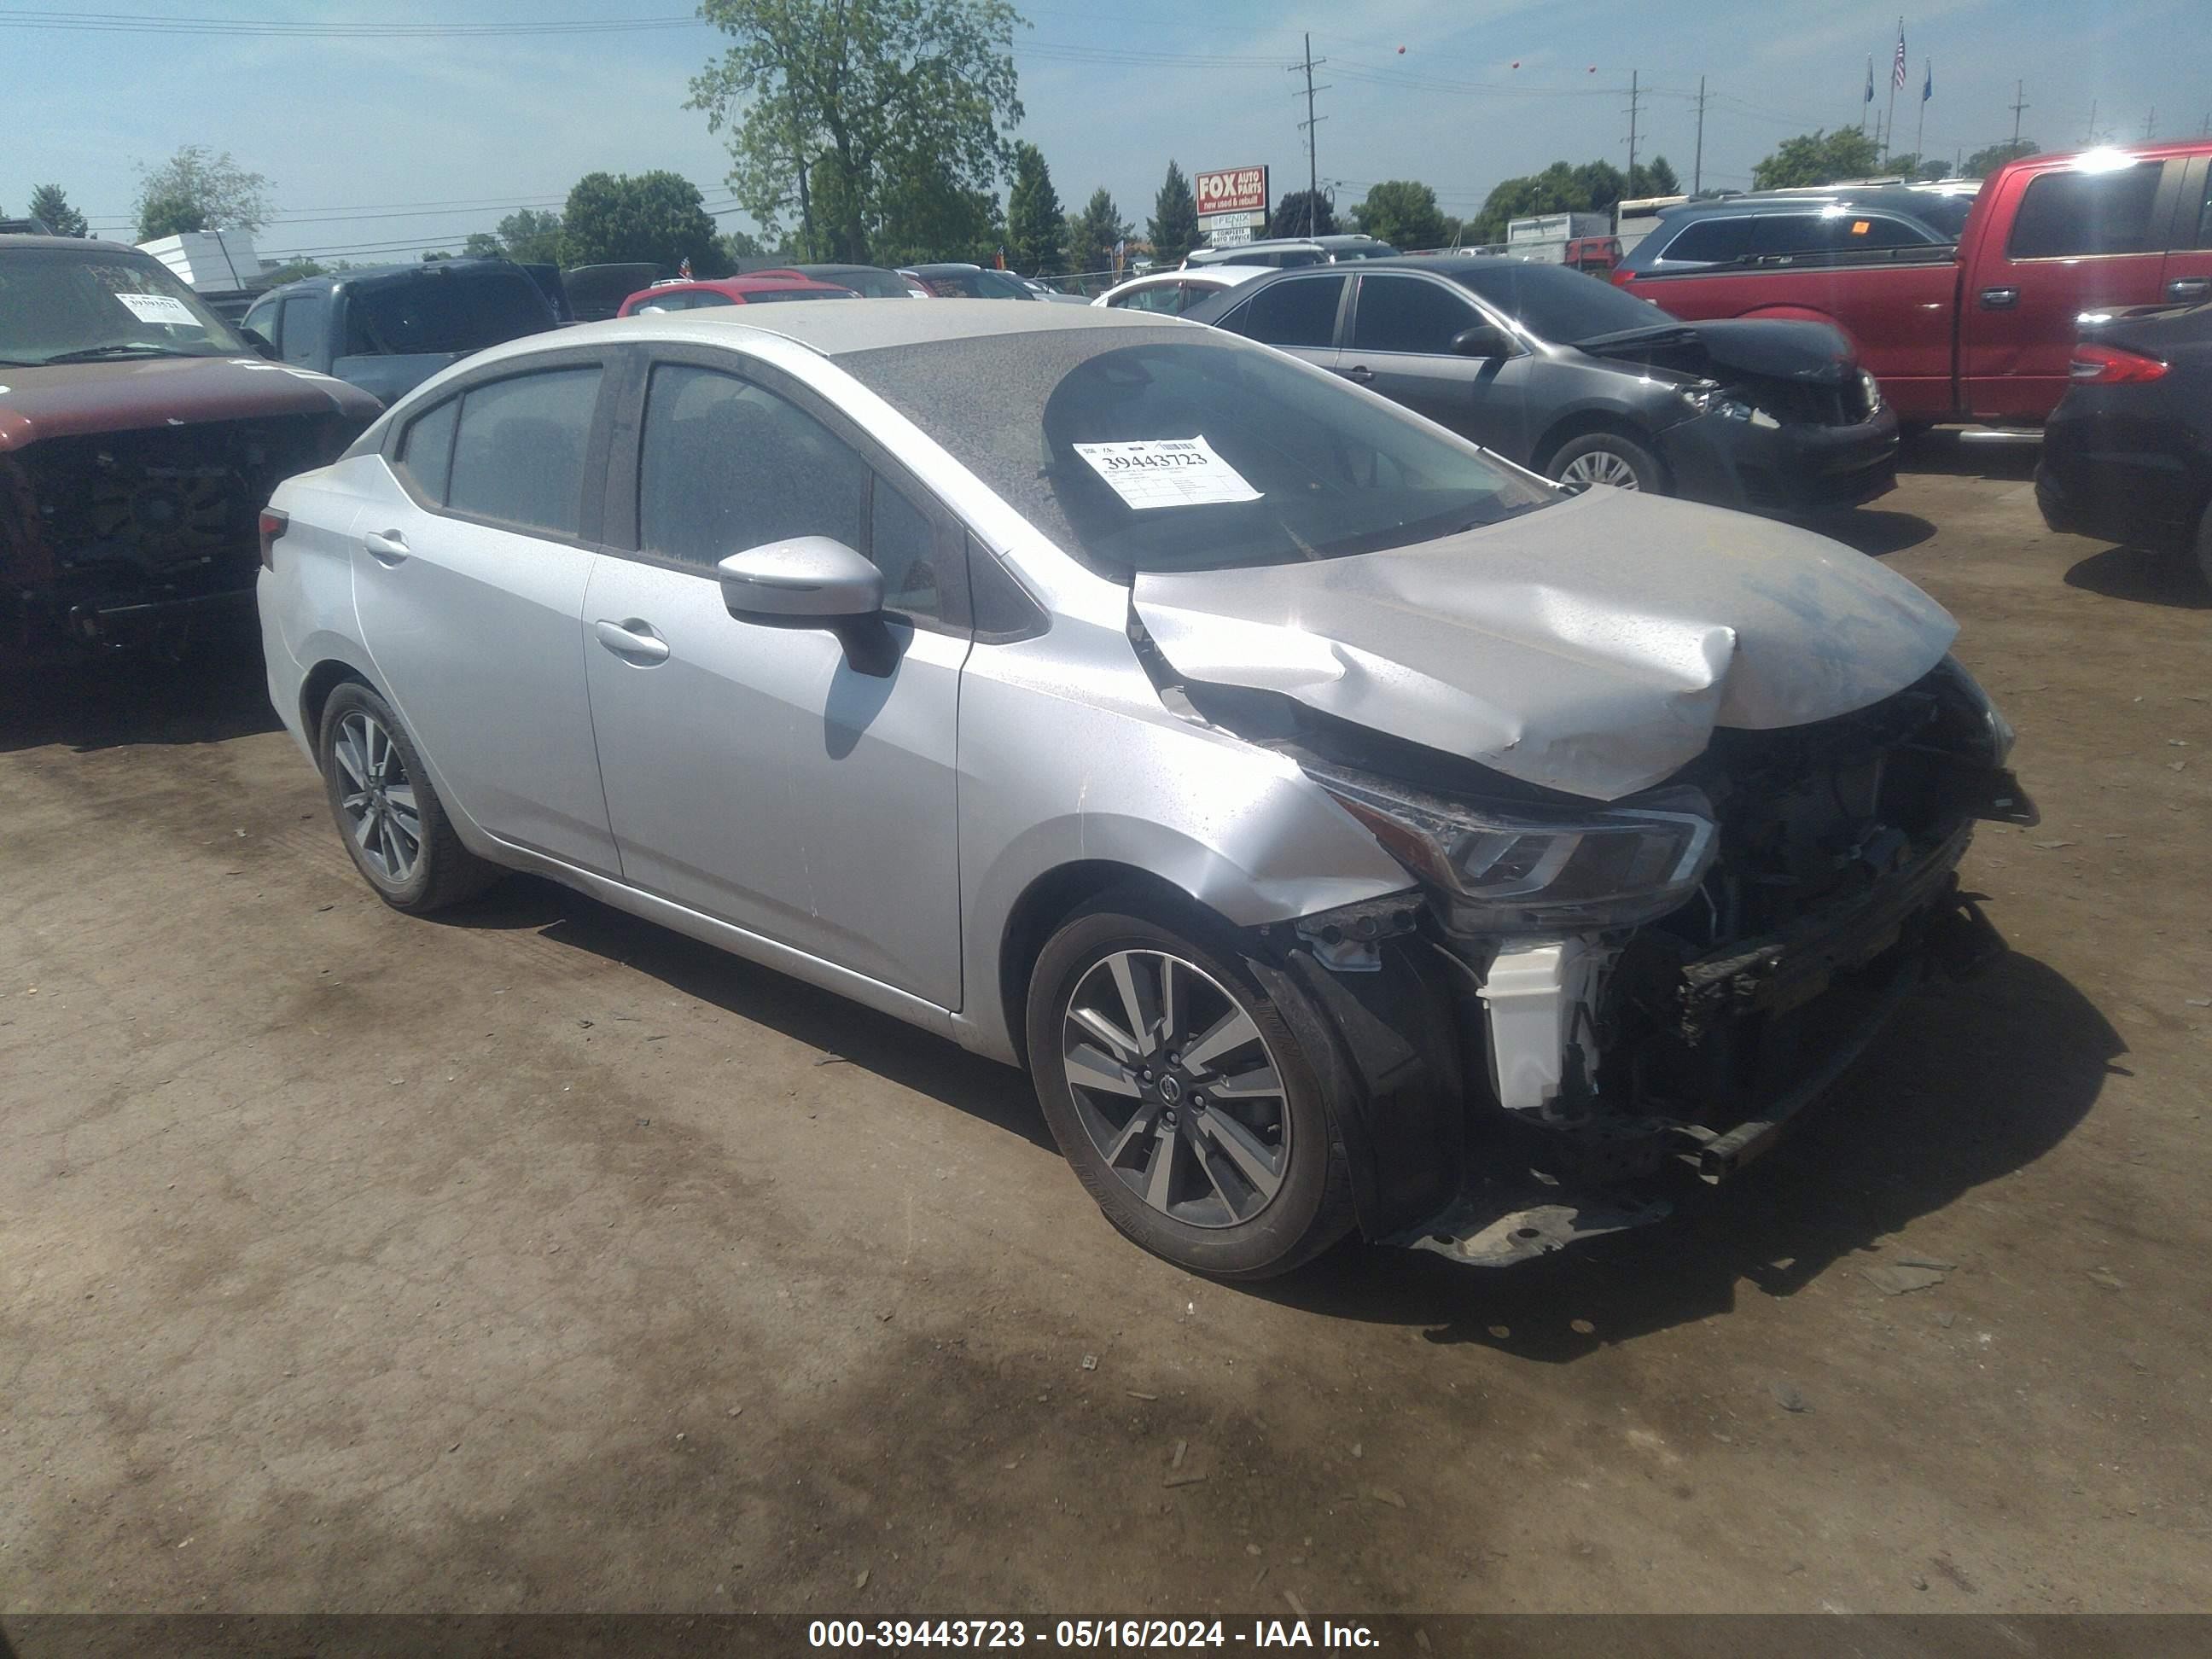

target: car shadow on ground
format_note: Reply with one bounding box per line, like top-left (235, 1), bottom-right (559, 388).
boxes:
top-left (1898, 428), bottom-right (2042, 482)
top-left (0, 626), bottom-right (279, 755)
top-left (1258, 948), bottom-right (2120, 1357)
top-left (1804, 507), bottom-right (1937, 558)
top-left (2064, 544), bottom-right (2212, 610)
top-left (436, 874), bottom-right (1056, 1155)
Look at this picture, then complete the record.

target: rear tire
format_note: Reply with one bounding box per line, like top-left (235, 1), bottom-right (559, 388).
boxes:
top-left (1545, 430), bottom-right (1666, 494)
top-left (318, 682), bottom-right (498, 914)
top-left (1026, 893), bottom-right (1356, 1280)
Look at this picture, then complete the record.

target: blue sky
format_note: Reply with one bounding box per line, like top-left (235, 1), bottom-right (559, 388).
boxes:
top-left (5, 0), bottom-right (2200, 263)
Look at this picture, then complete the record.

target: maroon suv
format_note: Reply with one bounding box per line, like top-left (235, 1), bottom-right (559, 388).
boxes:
top-left (0, 236), bottom-right (381, 658)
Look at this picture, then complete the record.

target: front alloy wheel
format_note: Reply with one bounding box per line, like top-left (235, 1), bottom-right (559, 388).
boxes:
top-left (1060, 949), bottom-right (1291, 1228)
top-left (1555, 448), bottom-right (1644, 490)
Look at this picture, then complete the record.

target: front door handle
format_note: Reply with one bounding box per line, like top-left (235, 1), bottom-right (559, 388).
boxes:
top-left (593, 617), bottom-right (670, 664)
top-left (363, 529), bottom-right (409, 565)
top-left (2168, 276), bottom-right (2210, 302)
top-left (1978, 287), bottom-right (2019, 310)
top-left (1345, 364), bottom-right (1375, 382)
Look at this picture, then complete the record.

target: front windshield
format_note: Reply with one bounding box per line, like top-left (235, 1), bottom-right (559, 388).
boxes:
top-left (1449, 260), bottom-right (1675, 345)
top-left (842, 331), bottom-right (1557, 576)
top-left (0, 245), bottom-right (251, 366)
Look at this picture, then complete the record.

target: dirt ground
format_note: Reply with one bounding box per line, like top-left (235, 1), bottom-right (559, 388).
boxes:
top-left (3, 434), bottom-right (2208, 1619)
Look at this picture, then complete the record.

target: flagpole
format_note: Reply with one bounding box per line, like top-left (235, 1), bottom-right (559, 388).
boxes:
top-left (1914, 60), bottom-right (1928, 173)
top-left (1861, 55), bottom-right (1872, 134)
top-left (1883, 19), bottom-right (1901, 168)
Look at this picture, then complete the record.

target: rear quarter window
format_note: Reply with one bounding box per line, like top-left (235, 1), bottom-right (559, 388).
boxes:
top-left (1658, 217), bottom-right (1755, 264)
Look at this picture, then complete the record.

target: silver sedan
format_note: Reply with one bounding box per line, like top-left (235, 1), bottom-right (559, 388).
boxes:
top-left (259, 300), bottom-right (2029, 1278)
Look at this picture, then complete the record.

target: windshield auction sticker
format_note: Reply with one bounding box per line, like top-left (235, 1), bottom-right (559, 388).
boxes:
top-left (117, 293), bottom-right (201, 326)
top-left (1073, 437), bottom-right (1262, 509)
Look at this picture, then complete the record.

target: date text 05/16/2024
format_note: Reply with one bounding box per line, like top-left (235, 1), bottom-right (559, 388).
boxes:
top-left (806, 1619), bottom-right (1385, 1650)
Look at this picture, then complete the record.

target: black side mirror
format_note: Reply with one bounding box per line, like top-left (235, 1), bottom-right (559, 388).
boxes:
top-left (240, 326), bottom-right (276, 361)
top-left (1449, 324), bottom-right (1514, 358)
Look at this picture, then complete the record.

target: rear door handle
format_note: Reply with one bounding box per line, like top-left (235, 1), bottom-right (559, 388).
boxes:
top-left (1345, 364), bottom-right (1375, 382)
top-left (593, 617), bottom-right (670, 665)
top-left (2168, 277), bottom-right (2210, 301)
top-left (363, 529), bottom-right (409, 565)
top-left (1978, 287), bottom-right (2019, 310)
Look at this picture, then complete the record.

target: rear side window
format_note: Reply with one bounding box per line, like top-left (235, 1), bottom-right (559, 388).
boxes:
top-left (1219, 274), bottom-right (1348, 348)
top-left (1752, 213), bottom-right (1931, 256)
top-left (444, 365), bottom-right (602, 537)
top-left (1659, 217), bottom-right (1755, 264)
top-left (395, 398), bottom-right (458, 503)
top-left (2006, 164), bottom-right (2167, 259)
top-left (1351, 275), bottom-right (1477, 354)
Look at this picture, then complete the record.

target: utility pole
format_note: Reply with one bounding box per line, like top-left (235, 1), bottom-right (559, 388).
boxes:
top-left (1625, 68), bottom-right (1641, 189)
top-left (2141, 108), bottom-right (2156, 141)
top-left (2086, 99), bottom-right (2098, 145)
top-left (1692, 75), bottom-right (1707, 195)
top-left (2009, 80), bottom-right (2029, 151)
top-left (1289, 33), bottom-right (1329, 237)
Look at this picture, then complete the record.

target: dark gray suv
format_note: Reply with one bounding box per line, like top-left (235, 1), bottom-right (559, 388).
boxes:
top-left (1615, 188), bottom-right (1976, 278)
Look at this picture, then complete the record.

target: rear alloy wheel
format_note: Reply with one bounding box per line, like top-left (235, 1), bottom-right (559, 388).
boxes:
top-left (1547, 431), bottom-right (1664, 494)
top-left (1027, 899), bottom-right (1355, 1279)
top-left (318, 682), bottom-right (498, 914)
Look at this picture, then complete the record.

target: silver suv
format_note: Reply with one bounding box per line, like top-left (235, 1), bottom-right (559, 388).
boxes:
top-left (257, 301), bottom-right (2029, 1278)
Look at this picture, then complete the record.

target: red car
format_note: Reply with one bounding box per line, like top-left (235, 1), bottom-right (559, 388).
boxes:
top-left (615, 271), bottom-right (858, 317)
top-left (1613, 141), bottom-right (2212, 424)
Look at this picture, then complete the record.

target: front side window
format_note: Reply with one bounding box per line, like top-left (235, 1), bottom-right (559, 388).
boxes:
top-left (1351, 275), bottom-right (1479, 354)
top-left (444, 365), bottom-right (602, 537)
top-left (636, 364), bottom-right (945, 620)
top-left (0, 246), bottom-right (251, 366)
top-left (1659, 217), bottom-right (1754, 265)
top-left (2006, 163), bottom-right (2167, 259)
top-left (1218, 274), bottom-right (1348, 349)
top-left (842, 332), bottom-right (1556, 577)
top-left (276, 292), bottom-right (329, 365)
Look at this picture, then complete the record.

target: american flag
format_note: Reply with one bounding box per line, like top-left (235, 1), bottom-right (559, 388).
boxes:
top-left (678, 256), bottom-right (693, 280)
top-left (1891, 26), bottom-right (1907, 90)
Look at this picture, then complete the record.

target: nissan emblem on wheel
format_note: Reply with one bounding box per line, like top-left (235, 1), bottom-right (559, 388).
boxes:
top-left (260, 300), bottom-right (2032, 1280)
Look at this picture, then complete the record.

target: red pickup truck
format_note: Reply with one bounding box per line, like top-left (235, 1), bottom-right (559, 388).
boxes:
top-left (1613, 142), bottom-right (2212, 424)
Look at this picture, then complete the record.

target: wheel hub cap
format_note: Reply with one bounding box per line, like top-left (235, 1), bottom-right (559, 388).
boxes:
top-left (1059, 949), bottom-right (1290, 1229)
top-left (335, 710), bottom-right (422, 884)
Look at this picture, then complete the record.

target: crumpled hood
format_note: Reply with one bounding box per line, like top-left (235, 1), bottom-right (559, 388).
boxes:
top-left (1132, 487), bottom-right (1957, 801)
top-left (1577, 317), bottom-right (1857, 384)
top-left (0, 355), bottom-right (378, 451)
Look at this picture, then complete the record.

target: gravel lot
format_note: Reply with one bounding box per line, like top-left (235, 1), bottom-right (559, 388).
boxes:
top-left (3, 435), bottom-right (2208, 1617)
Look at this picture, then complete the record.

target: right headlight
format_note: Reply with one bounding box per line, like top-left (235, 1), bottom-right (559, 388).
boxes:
top-left (1307, 765), bottom-right (1718, 933)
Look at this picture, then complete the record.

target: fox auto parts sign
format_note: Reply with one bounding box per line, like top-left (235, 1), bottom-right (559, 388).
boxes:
top-left (1196, 166), bottom-right (1269, 218)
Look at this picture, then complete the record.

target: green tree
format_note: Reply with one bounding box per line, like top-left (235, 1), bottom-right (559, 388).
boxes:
top-left (1349, 180), bottom-right (1447, 249)
top-left (495, 208), bottom-right (566, 265)
top-left (1628, 156), bottom-right (1680, 198)
top-left (1006, 142), bottom-right (1064, 275)
top-left (1960, 139), bottom-right (2037, 178)
top-left (462, 232), bottom-right (504, 259)
top-left (262, 258), bottom-right (327, 284)
top-left (420, 249), bottom-right (455, 261)
top-left (689, 0), bottom-right (1022, 265)
top-left (133, 145), bottom-right (272, 238)
top-left (26, 183), bottom-right (88, 237)
top-left (1063, 188), bottom-right (1130, 286)
top-left (720, 228), bottom-right (765, 267)
top-left (563, 171), bottom-right (726, 274)
top-left (1749, 128), bottom-right (1883, 190)
top-left (1271, 188), bottom-right (1335, 238)
top-left (1147, 160), bottom-right (1199, 270)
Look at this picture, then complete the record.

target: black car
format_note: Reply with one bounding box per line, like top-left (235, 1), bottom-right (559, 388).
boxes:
top-left (1614, 187), bottom-right (1976, 278)
top-left (903, 263), bottom-right (1039, 300)
top-left (1181, 256), bottom-right (1899, 513)
top-left (242, 259), bottom-right (560, 405)
top-left (790, 262), bottom-right (923, 299)
top-left (2037, 299), bottom-right (2212, 585)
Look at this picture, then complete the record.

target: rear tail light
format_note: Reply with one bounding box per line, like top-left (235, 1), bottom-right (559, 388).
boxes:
top-left (258, 507), bottom-right (289, 569)
top-left (2069, 343), bottom-right (2168, 383)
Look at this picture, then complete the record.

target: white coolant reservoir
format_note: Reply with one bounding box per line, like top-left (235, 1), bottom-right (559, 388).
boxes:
top-left (1476, 937), bottom-right (1610, 1111)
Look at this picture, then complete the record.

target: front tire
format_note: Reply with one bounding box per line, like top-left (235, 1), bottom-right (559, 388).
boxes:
top-left (1546, 430), bottom-right (1665, 494)
top-left (318, 682), bottom-right (498, 914)
top-left (1027, 894), bottom-right (1356, 1280)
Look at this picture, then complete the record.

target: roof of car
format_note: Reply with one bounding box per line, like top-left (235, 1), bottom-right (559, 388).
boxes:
top-left (1655, 188), bottom-right (1953, 221)
top-left (509, 298), bottom-right (1184, 364)
top-left (0, 234), bottom-right (152, 255)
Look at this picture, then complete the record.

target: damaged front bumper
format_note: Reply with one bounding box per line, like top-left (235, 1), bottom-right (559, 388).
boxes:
top-left (1278, 815), bottom-right (2018, 1271)
top-left (1656, 400), bottom-right (1901, 515)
